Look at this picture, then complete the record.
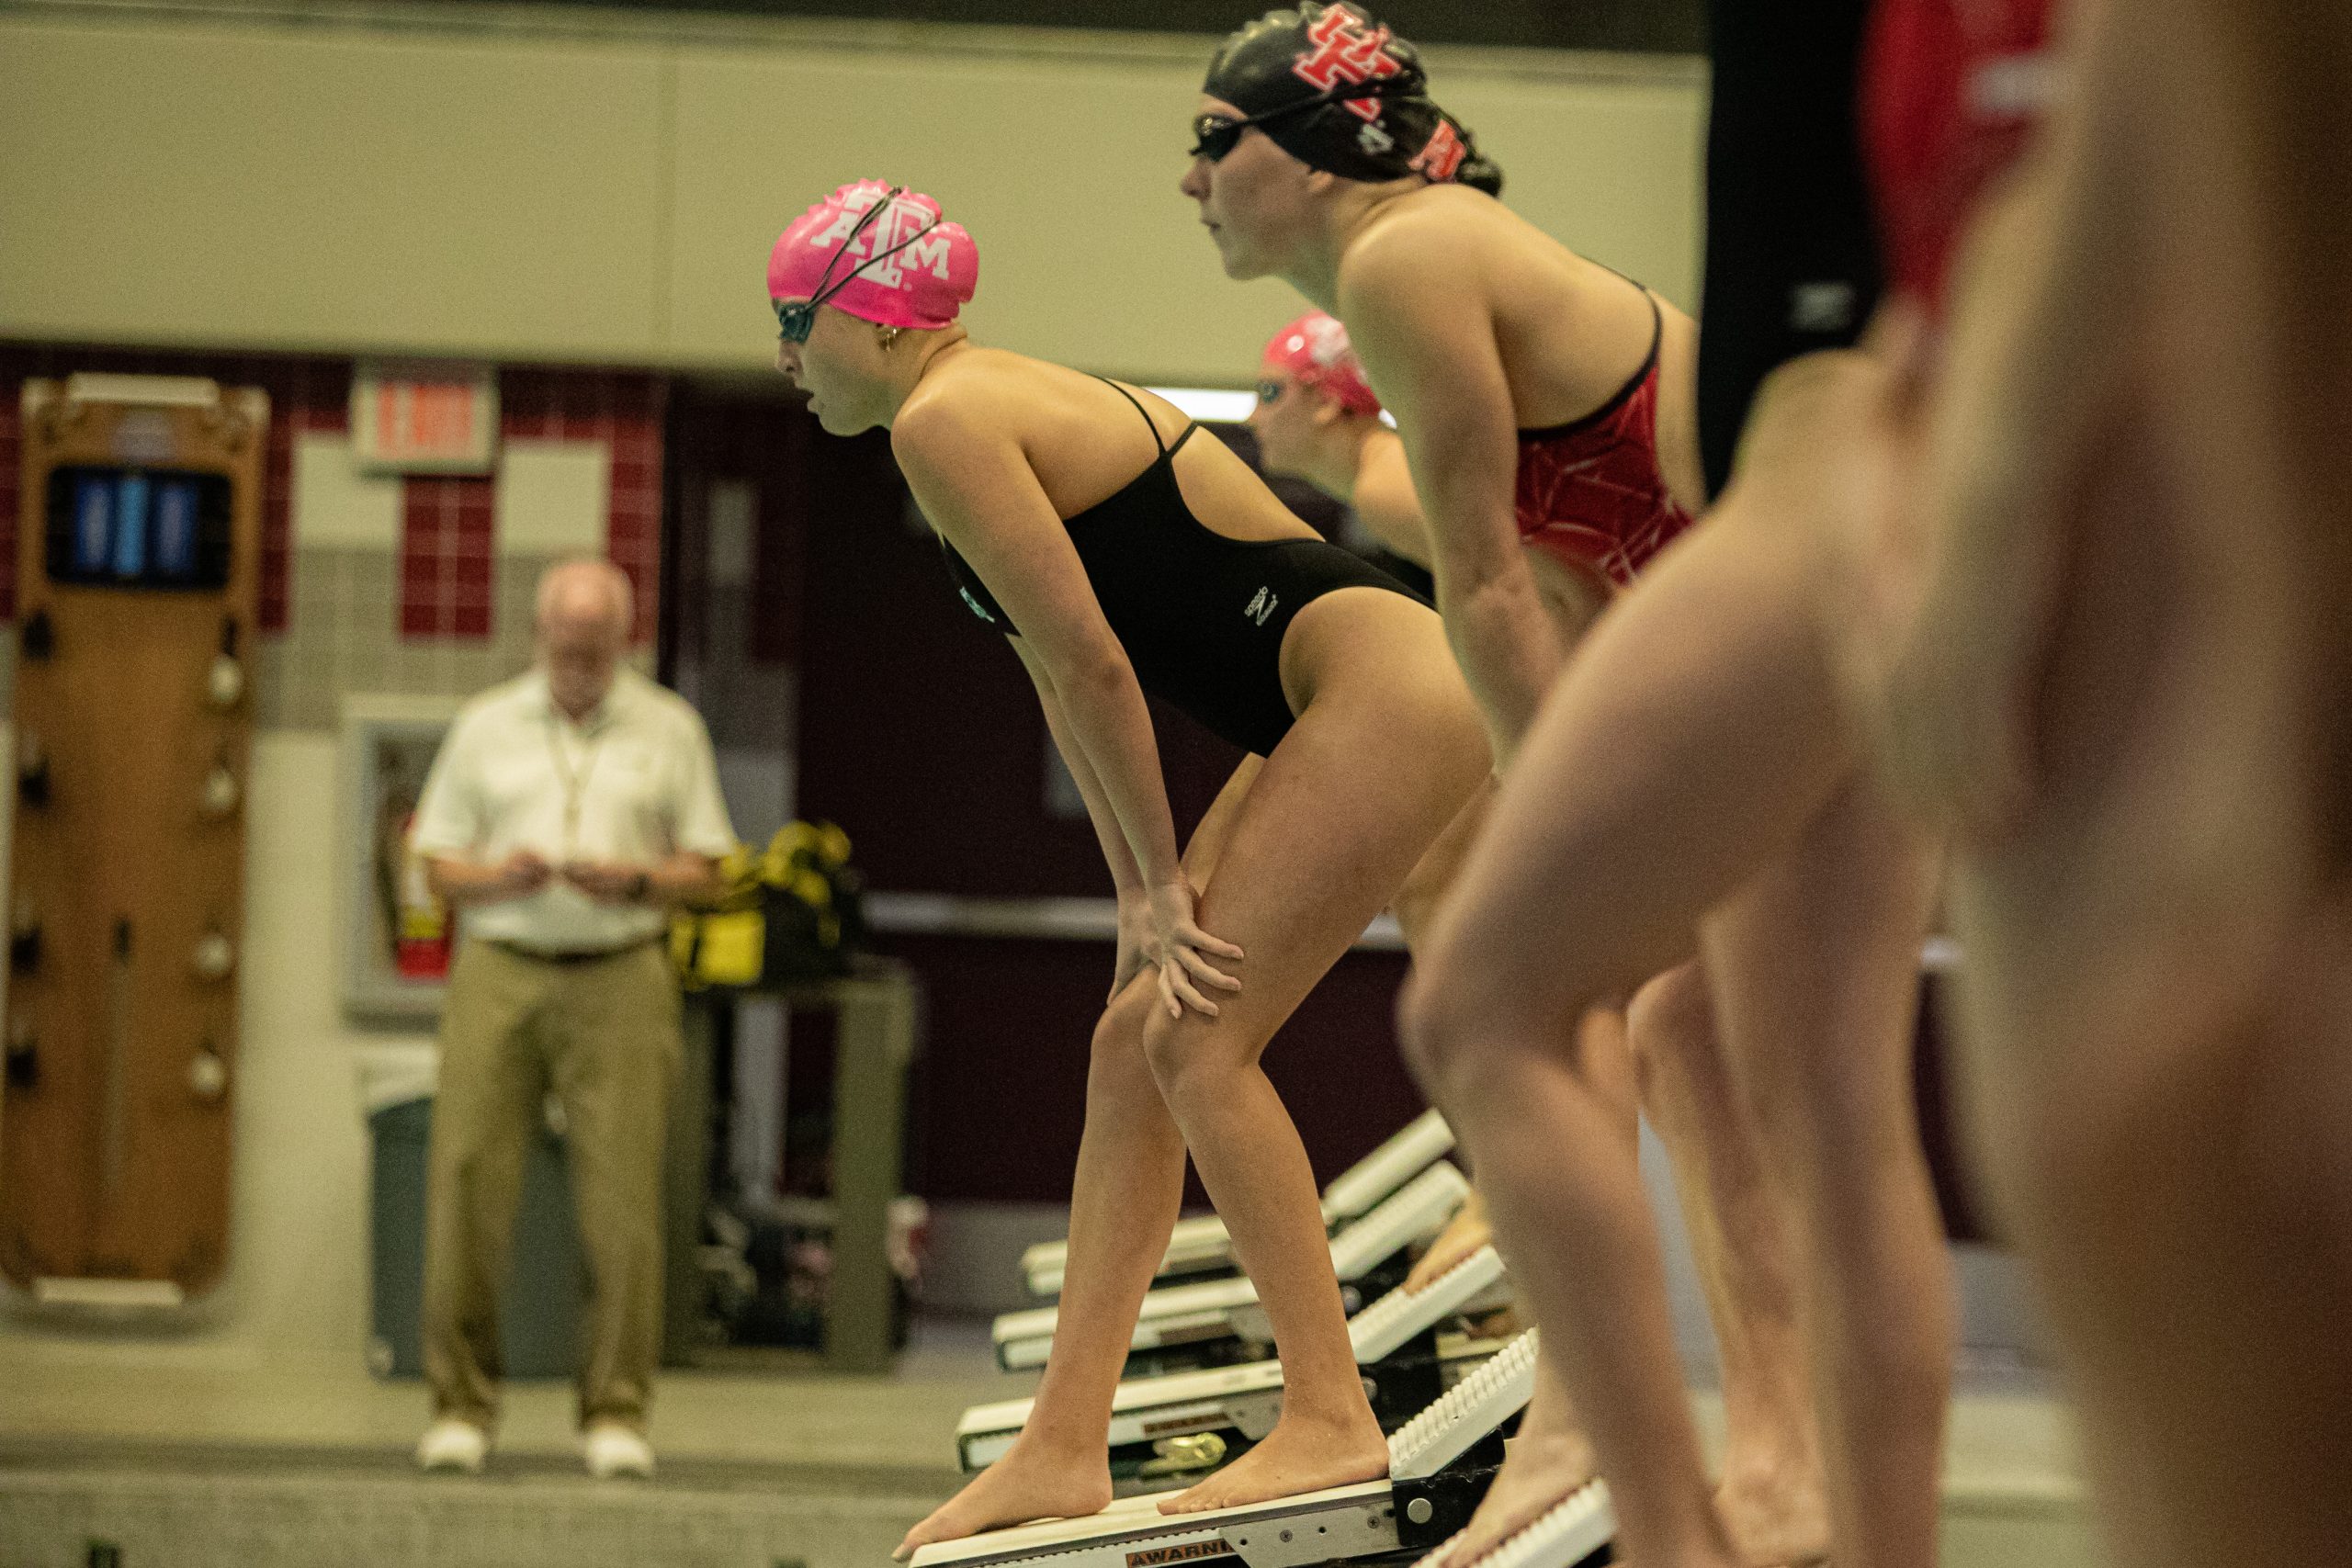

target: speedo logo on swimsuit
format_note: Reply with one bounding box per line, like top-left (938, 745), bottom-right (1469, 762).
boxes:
top-left (1125, 1543), bottom-right (1240, 1568)
top-left (1244, 587), bottom-right (1278, 626)
top-left (1292, 5), bottom-right (1401, 122)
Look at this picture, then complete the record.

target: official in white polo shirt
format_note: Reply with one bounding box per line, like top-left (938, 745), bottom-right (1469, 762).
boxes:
top-left (409, 558), bottom-right (735, 1480)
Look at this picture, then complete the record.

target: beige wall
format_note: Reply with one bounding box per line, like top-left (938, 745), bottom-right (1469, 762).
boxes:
top-left (214, 731), bottom-right (433, 1364)
top-left (0, 16), bottom-right (671, 365)
top-left (0, 2), bottom-right (1704, 385)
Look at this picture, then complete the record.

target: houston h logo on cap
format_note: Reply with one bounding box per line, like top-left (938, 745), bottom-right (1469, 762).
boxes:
top-left (1292, 6), bottom-right (1402, 121)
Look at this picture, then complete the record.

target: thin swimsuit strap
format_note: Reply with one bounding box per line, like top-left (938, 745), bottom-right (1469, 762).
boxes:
top-left (1518, 283), bottom-right (1664, 443)
top-left (1591, 259), bottom-right (1666, 353)
top-left (1094, 376), bottom-right (1198, 461)
top-left (1587, 264), bottom-right (1666, 374)
top-left (1606, 276), bottom-right (1663, 369)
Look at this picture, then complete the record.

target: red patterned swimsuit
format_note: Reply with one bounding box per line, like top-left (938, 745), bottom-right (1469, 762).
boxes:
top-left (1861, 0), bottom-right (2057, 315)
top-left (1513, 294), bottom-right (1695, 590)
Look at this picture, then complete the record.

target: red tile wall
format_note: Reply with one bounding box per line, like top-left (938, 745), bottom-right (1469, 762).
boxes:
top-left (398, 474), bottom-right (496, 639)
top-left (469, 368), bottom-right (668, 645)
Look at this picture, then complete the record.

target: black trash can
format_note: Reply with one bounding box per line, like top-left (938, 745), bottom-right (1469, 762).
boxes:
top-left (368, 1094), bottom-right (586, 1380)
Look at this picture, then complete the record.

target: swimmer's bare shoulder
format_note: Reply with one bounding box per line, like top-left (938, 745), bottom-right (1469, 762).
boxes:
top-left (890, 354), bottom-right (1005, 468)
top-left (1338, 188), bottom-right (1504, 326)
top-left (904, 346), bottom-right (1080, 454)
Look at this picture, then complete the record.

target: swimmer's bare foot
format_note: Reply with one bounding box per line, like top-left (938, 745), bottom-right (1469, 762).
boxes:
top-left (1715, 1463), bottom-right (1831, 1568)
top-left (1413, 1482), bottom-right (1620, 1568)
top-left (1467, 1304), bottom-right (1527, 1340)
top-left (1406, 1190), bottom-right (1493, 1293)
top-left (1157, 1409), bottom-right (1388, 1514)
top-left (894, 1438), bottom-right (1113, 1561)
top-left (1419, 1380), bottom-right (1596, 1568)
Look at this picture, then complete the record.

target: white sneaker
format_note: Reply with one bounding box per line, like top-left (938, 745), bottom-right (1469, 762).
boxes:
top-left (416, 1417), bottom-right (489, 1474)
top-left (582, 1421), bottom-right (655, 1480)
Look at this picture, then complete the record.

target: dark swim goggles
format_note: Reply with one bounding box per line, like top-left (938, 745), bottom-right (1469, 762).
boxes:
top-left (1191, 108), bottom-right (1283, 163)
top-left (773, 185), bottom-right (944, 344)
top-left (1189, 77), bottom-right (1420, 162)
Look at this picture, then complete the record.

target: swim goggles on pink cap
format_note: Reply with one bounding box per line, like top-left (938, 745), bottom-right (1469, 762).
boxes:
top-left (773, 186), bottom-right (944, 345)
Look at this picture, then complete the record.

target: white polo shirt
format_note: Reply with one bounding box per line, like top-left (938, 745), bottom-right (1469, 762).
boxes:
top-left (411, 668), bottom-right (739, 953)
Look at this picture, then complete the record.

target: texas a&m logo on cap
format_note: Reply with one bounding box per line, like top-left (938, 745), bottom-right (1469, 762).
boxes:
top-left (1291, 4), bottom-right (1403, 122)
top-left (805, 184), bottom-right (956, 290)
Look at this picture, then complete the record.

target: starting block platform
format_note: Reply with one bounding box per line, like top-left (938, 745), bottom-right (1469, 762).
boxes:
top-left (992, 1163), bottom-right (1471, 1374)
top-left (1021, 1111), bottom-right (1455, 1298)
top-left (913, 1331), bottom-right (1613, 1568)
top-left (959, 1247), bottom-right (1510, 1480)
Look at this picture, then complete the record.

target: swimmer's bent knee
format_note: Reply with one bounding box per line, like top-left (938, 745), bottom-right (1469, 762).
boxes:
top-left (1398, 943), bottom-right (1555, 1102)
top-left (1139, 1005), bottom-right (1249, 1112)
top-left (1090, 983), bottom-right (1159, 1072)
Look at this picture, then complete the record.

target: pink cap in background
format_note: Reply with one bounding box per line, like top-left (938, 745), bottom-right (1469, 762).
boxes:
top-left (1261, 311), bottom-right (1382, 417)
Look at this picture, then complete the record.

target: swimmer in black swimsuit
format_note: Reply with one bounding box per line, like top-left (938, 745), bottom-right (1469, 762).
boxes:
top-left (763, 182), bottom-right (1490, 1554)
top-left (940, 378), bottom-right (1422, 759)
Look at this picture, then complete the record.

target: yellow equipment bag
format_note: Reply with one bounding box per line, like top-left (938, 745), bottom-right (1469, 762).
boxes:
top-left (669, 821), bottom-right (862, 990)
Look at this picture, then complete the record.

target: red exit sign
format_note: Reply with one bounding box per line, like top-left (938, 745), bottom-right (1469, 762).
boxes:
top-left (350, 362), bottom-right (499, 474)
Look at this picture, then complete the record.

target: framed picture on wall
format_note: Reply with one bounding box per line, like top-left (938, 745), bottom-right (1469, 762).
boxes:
top-left (338, 694), bottom-right (464, 1022)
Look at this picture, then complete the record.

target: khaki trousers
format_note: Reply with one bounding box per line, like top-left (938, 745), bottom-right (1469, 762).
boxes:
top-left (422, 937), bottom-right (681, 1432)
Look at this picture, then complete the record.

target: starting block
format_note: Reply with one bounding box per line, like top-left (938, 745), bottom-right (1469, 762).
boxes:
top-left (959, 1246), bottom-right (1510, 1482)
top-left (913, 1330), bottom-right (1613, 1568)
top-left (1022, 1111), bottom-right (1455, 1297)
top-left (992, 1162), bottom-right (1470, 1374)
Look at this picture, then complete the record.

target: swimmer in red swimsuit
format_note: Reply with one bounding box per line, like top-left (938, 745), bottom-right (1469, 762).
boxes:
top-left (1189, 13), bottom-right (1830, 1568)
top-left (1185, 5), bottom-right (1706, 758)
top-left (1513, 294), bottom-right (1696, 591)
top-left (1391, 3), bottom-right (2060, 1567)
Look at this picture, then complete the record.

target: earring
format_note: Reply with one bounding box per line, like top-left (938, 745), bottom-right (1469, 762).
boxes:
top-left (877, 325), bottom-right (904, 349)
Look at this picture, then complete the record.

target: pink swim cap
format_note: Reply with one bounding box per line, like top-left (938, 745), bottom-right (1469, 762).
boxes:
top-left (1261, 311), bottom-right (1382, 417)
top-left (768, 180), bottom-right (978, 333)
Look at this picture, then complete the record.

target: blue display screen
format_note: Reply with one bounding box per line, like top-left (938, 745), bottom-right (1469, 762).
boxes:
top-left (71, 475), bottom-right (114, 574)
top-left (112, 473), bottom-right (151, 578)
top-left (154, 480), bottom-right (198, 579)
top-left (45, 467), bottom-right (233, 590)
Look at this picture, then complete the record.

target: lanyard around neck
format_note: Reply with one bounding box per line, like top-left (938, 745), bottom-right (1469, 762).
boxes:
top-left (547, 713), bottom-right (605, 856)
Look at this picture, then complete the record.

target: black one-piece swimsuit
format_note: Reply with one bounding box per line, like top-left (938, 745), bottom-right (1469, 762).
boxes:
top-left (939, 380), bottom-right (1427, 758)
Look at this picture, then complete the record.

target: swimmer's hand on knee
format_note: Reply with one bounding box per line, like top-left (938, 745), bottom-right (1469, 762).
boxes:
top-left (1146, 879), bottom-right (1245, 1020)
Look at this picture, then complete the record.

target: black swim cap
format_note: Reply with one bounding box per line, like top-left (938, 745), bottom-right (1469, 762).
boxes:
top-left (1203, 4), bottom-right (1503, 195)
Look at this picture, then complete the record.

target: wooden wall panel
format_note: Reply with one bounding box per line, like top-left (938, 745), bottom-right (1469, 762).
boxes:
top-left (4, 379), bottom-right (265, 1300)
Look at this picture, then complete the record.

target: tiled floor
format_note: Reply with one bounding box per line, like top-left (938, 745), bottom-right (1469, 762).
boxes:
top-left (0, 1317), bottom-right (2098, 1568)
top-left (0, 1317), bottom-right (1027, 1475)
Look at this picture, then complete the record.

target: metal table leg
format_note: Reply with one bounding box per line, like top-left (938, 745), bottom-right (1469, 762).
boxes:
top-left (825, 970), bottom-right (916, 1373)
top-left (661, 995), bottom-right (716, 1367)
